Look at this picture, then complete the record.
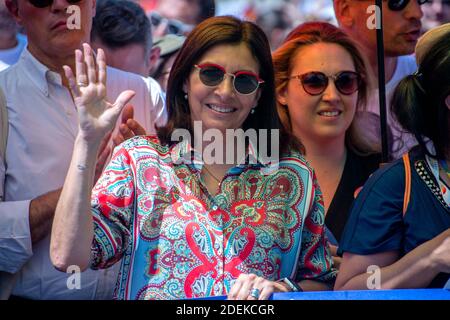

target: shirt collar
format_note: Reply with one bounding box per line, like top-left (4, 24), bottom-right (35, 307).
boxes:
top-left (19, 48), bottom-right (64, 96)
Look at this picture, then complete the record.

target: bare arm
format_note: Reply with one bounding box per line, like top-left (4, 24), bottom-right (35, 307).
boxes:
top-left (28, 189), bottom-right (61, 243)
top-left (28, 112), bottom-right (122, 246)
top-left (50, 44), bottom-right (135, 272)
top-left (28, 127), bottom-right (117, 245)
top-left (299, 279), bottom-right (333, 291)
top-left (335, 228), bottom-right (450, 290)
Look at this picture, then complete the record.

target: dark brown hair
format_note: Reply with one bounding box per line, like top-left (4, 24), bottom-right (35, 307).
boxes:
top-left (391, 35), bottom-right (450, 159)
top-left (91, 0), bottom-right (152, 54)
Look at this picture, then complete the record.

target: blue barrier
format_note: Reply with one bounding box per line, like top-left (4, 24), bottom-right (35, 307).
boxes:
top-left (273, 289), bottom-right (450, 300)
top-left (198, 289), bottom-right (450, 300)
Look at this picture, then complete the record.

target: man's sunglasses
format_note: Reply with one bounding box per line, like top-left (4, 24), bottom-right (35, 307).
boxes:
top-left (387, 0), bottom-right (429, 11)
top-left (149, 11), bottom-right (193, 36)
top-left (194, 63), bottom-right (264, 95)
top-left (290, 71), bottom-right (361, 96)
top-left (28, 0), bottom-right (82, 8)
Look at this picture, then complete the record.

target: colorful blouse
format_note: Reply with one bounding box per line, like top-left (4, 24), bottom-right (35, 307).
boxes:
top-left (90, 136), bottom-right (335, 299)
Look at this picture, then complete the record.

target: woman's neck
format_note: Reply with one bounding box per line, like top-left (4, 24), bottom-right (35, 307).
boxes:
top-left (302, 135), bottom-right (347, 168)
top-left (192, 129), bottom-right (249, 166)
top-left (301, 135), bottom-right (348, 213)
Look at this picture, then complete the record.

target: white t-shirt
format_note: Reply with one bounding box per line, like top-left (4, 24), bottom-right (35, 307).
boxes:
top-left (366, 55), bottom-right (418, 159)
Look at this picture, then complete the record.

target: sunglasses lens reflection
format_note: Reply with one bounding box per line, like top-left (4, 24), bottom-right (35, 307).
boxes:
top-left (234, 74), bottom-right (260, 95)
top-left (302, 73), bottom-right (328, 95)
top-left (199, 66), bottom-right (225, 86)
top-left (335, 72), bottom-right (360, 95)
top-left (301, 72), bottom-right (359, 96)
top-left (28, 0), bottom-right (81, 8)
top-left (198, 66), bottom-right (261, 95)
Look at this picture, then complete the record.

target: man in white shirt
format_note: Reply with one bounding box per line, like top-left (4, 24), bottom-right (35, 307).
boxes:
top-left (334, 0), bottom-right (425, 159)
top-left (0, 0), bottom-right (166, 299)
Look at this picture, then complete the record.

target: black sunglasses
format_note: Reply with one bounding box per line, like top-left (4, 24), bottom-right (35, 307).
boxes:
top-left (28, 0), bottom-right (81, 8)
top-left (194, 63), bottom-right (264, 95)
top-left (290, 71), bottom-right (361, 96)
top-left (387, 0), bottom-right (429, 11)
top-left (149, 12), bottom-right (192, 36)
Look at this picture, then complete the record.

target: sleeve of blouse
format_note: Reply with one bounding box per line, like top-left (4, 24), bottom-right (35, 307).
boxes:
top-left (295, 171), bottom-right (337, 283)
top-left (89, 145), bottom-right (136, 270)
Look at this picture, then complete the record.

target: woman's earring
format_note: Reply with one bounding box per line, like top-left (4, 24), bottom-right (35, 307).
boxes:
top-left (184, 93), bottom-right (188, 100)
top-left (251, 107), bottom-right (256, 114)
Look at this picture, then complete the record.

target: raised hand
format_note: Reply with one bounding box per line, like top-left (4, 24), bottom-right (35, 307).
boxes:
top-left (63, 43), bottom-right (135, 144)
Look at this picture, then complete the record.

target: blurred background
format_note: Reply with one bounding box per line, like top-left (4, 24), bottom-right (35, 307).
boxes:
top-left (1, 0), bottom-right (449, 73)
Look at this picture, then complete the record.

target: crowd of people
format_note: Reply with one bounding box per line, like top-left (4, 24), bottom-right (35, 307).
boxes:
top-left (0, 0), bottom-right (449, 300)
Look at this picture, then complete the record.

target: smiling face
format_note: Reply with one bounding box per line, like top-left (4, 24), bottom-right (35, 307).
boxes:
top-left (183, 42), bottom-right (261, 134)
top-left (277, 42), bottom-right (358, 144)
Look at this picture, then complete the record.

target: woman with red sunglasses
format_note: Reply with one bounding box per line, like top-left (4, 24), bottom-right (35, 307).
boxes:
top-left (49, 16), bottom-right (336, 300)
top-left (273, 22), bottom-right (383, 269)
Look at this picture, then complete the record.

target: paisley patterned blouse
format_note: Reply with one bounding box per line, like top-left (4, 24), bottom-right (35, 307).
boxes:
top-left (89, 136), bottom-right (335, 300)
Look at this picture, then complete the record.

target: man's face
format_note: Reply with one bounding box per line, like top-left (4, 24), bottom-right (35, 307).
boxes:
top-left (340, 0), bottom-right (423, 57)
top-left (422, 0), bottom-right (450, 30)
top-left (7, 0), bottom-right (95, 58)
top-left (155, 0), bottom-right (200, 26)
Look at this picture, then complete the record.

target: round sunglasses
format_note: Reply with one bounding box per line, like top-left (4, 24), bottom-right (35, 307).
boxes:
top-left (290, 71), bottom-right (361, 96)
top-left (149, 12), bottom-right (193, 36)
top-left (28, 0), bottom-right (82, 8)
top-left (194, 63), bottom-right (264, 95)
top-left (386, 0), bottom-right (429, 11)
